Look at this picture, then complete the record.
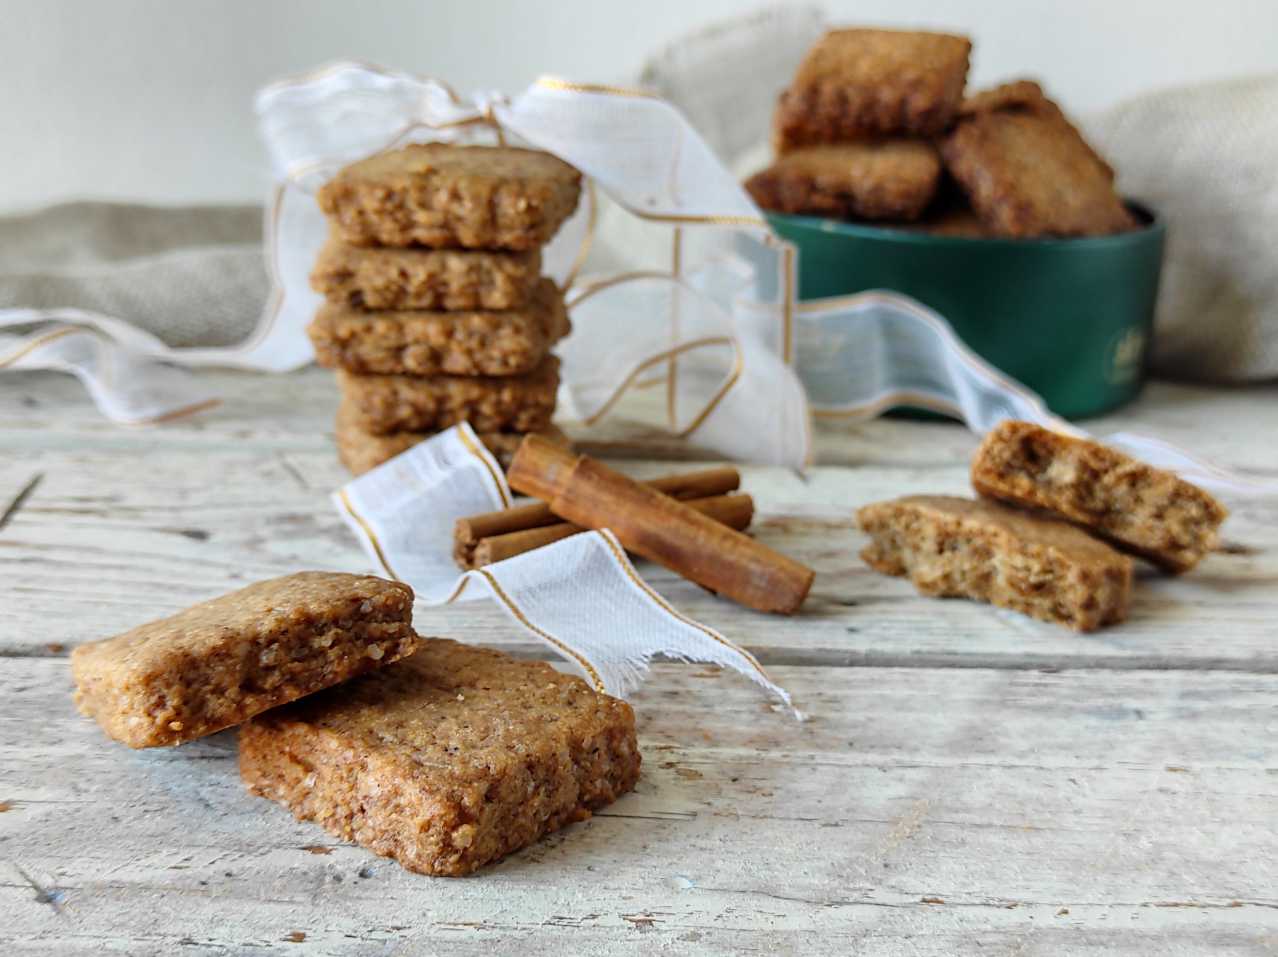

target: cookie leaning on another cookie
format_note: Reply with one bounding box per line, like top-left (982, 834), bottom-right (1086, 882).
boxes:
top-left (71, 572), bottom-right (420, 748)
top-left (940, 83), bottom-right (1135, 237)
top-left (971, 421), bottom-right (1228, 573)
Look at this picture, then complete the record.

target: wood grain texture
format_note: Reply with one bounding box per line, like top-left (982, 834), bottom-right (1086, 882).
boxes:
top-left (1, 366), bottom-right (1276, 954)
top-left (4, 658), bottom-right (1278, 955)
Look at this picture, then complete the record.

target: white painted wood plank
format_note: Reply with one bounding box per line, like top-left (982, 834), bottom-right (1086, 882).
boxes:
top-left (1, 367), bottom-right (1276, 470)
top-left (1, 440), bottom-right (1274, 667)
top-left (3, 657), bottom-right (1276, 955)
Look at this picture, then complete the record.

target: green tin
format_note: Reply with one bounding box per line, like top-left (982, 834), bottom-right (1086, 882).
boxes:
top-left (768, 205), bottom-right (1165, 419)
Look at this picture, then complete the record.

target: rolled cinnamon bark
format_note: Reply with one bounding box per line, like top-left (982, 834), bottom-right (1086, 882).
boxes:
top-left (507, 437), bottom-right (814, 614)
top-left (454, 465), bottom-right (741, 565)
top-left (466, 493), bottom-right (755, 569)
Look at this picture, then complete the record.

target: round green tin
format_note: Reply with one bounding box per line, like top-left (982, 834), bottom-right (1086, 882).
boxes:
top-left (768, 205), bottom-right (1165, 419)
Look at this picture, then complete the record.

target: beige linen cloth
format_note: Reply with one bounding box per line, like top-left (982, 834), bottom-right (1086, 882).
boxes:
top-left (0, 201), bottom-right (266, 349)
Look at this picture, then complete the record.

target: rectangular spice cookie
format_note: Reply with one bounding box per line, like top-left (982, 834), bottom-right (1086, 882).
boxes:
top-left (336, 356), bottom-right (560, 435)
top-left (334, 400), bottom-right (570, 474)
top-left (958, 79), bottom-right (1115, 181)
top-left (317, 143), bottom-right (582, 251)
top-left (309, 278), bottom-right (569, 377)
top-left (774, 28), bottom-right (971, 148)
top-left (857, 495), bottom-right (1132, 631)
top-left (239, 638), bottom-right (641, 876)
top-left (745, 140), bottom-right (941, 221)
top-left (940, 89), bottom-right (1136, 237)
top-left (971, 421), bottom-right (1228, 572)
top-left (71, 572), bottom-right (419, 748)
top-left (310, 232), bottom-right (542, 311)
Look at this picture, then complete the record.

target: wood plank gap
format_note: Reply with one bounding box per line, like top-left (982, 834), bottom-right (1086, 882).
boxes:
top-left (7, 640), bottom-right (1278, 676)
top-left (0, 472), bottom-right (43, 534)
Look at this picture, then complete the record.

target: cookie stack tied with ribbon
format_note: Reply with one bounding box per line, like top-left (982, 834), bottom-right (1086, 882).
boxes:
top-left (746, 27), bottom-right (972, 225)
top-left (309, 143), bottom-right (583, 474)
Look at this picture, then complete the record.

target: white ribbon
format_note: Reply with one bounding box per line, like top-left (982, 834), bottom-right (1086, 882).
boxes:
top-left (334, 423), bottom-right (795, 710)
top-left (793, 290), bottom-right (1278, 497)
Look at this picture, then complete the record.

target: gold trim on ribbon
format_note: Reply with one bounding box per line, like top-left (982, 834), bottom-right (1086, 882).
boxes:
top-left (0, 326), bottom-right (83, 367)
top-left (561, 178), bottom-right (598, 292)
top-left (625, 208), bottom-right (768, 228)
top-left (456, 425), bottom-right (512, 508)
top-left (579, 336), bottom-right (736, 428)
top-left (337, 489), bottom-right (400, 580)
top-left (667, 227), bottom-right (683, 430)
top-left (564, 269), bottom-right (675, 309)
top-left (121, 398), bottom-right (223, 426)
top-left (0, 327), bottom-right (222, 426)
top-left (475, 567), bottom-right (607, 693)
top-left (595, 531), bottom-right (779, 687)
top-left (535, 76), bottom-right (661, 100)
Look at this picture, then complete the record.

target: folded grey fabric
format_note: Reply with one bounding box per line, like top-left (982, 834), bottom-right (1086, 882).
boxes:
top-left (0, 201), bottom-right (267, 348)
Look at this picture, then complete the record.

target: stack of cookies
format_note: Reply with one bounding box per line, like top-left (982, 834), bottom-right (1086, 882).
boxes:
top-left (309, 143), bottom-right (583, 474)
top-left (746, 27), bottom-right (1136, 238)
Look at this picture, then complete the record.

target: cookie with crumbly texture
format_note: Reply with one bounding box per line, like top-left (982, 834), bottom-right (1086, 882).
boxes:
top-left (71, 573), bottom-right (419, 748)
top-left (857, 495), bottom-right (1132, 631)
top-left (745, 141), bottom-right (941, 221)
top-left (309, 279), bottom-right (569, 377)
top-left (971, 421), bottom-right (1228, 573)
top-left (774, 28), bottom-right (971, 148)
top-left (310, 233), bottom-right (542, 311)
top-left (336, 355), bottom-right (560, 435)
top-left (317, 144), bottom-right (581, 251)
top-left (239, 638), bottom-right (641, 877)
top-left (334, 400), bottom-right (570, 474)
top-left (940, 90), bottom-right (1135, 237)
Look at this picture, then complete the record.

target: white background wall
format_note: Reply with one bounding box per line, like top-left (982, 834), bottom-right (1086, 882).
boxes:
top-left (3, 0), bottom-right (1276, 210)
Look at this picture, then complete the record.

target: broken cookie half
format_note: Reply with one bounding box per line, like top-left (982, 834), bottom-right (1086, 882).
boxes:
top-left (857, 494), bottom-right (1133, 631)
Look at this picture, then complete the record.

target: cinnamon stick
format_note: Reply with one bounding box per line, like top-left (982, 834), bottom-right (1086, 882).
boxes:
top-left (466, 493), bottom-right (755, 569)
top-left (454, 465), bottom-right (740, 566)
top-left (507, 436), bottom-right (814, 615)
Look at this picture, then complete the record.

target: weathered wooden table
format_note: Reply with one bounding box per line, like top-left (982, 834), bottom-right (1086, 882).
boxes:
top-left (2, 368), bottom-right (1276, 955)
